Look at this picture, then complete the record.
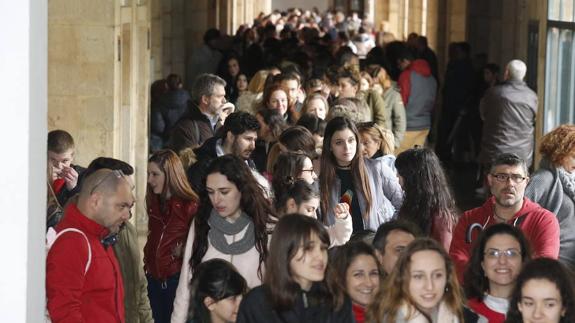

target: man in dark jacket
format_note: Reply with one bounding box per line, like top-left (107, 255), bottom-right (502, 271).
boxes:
top-left (187, 111), bottom-right (261, 193)
top-left (167, 73), bottom-right (226, 152)
top-left (479, 59), bottom-right (537, 168)
top-left (150, 74), bottom-right (190, 151)
top-left (396, 48), bottom-right (437, 154)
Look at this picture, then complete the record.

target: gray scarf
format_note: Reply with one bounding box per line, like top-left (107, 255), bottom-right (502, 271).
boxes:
top-left (208, 209), bottom-right (255, 255)
top-left (558, 167), bottom-right (575, 202)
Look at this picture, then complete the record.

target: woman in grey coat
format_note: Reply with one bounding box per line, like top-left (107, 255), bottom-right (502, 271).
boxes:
top-left (318, 117), bottom-right (403, 235)
top-left (525, 124), bottom-right (575, 269)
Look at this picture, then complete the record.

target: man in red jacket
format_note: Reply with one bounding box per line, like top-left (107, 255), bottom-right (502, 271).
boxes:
top-left (449, 153), bottom-right (559, 282)
top-left (47, 168), bottom-right (135, 323)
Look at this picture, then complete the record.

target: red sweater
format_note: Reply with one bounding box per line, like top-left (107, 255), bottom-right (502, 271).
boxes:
top-left (467, 298), bottom-right (506, 323)
top-left (449, 197), bottom-right (559, 282)
top-left (46, 203), bottom-right (125, 323)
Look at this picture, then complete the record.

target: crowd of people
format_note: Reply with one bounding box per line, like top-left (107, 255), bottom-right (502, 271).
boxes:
top-left (45, 7), bottom-right (575, 323)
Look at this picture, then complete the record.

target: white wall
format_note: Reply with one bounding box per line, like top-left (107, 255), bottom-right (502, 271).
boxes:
top-left (272, 0), bottom-right (329, 12)
top-left (0, 0), bottom-right (47, 321)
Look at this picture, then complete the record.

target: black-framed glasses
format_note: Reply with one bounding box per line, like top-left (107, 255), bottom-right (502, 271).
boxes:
top-left (301, 168), bottom-right (315, 173)
top-left (484, 248), bottom-right (521, 259)
top-left (490, 173), bottom-right (528, 183)
top-left (90, 169), bottom-right (126, 195)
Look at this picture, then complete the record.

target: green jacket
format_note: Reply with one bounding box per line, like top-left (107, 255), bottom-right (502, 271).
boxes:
top-left (382, 84), bottom-right (406, 148)
top-left (114, 221), bottom-right (154, 323)
top-left (359, 89), bottom-right (387, 128)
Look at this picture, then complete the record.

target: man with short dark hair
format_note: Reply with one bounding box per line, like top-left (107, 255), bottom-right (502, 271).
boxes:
top-left (47, 169), bottom-right (135, 322)
top-left (168, 73), bottom-right (227, 152)
top-left (449, 153), bottom-right (559, 282)
top-left (186, 111), bottom-right (261, 192)
top-left (48, 129), bottom-right (85, 206)
top-left (372, 220), bottom-right (421, 274)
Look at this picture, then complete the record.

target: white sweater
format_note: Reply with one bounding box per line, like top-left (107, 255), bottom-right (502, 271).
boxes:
top-left (171, 219), bottom-right (264, 323)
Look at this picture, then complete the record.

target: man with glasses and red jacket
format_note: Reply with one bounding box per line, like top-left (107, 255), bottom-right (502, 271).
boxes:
top-left (449, 153), bottom-right (559, 282)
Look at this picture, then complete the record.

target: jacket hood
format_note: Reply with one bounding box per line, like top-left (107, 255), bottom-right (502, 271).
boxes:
top-left (409, 59), bottom-right (432, 77)
top-left (484, 196), bottom-right (544, 221)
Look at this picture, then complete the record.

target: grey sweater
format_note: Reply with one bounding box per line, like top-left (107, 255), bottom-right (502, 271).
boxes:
top-left (525, 159), bottom-right (575, 268)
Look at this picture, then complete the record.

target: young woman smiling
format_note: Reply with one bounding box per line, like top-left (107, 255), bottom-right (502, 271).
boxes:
top-left (327, 241), bottom-right (383, 323)
top-left (236, 214), bottom-right (354, 323)
top-left (464, 224), bottom-right (531, 323)
top-left (171, 155), bottom-right (275, 323)
top-left (367, 238), bottom-right (464, 322)
top-left (505, 258), bottom-right (575, 323)
top-left (145, 149), bottom-right (199, 323)
top-left (319, 116), bottom-right (403, 235)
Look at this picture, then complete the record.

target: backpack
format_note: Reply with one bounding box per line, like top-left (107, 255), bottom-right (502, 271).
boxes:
top-left (45, 227), bottom-right (92, 322)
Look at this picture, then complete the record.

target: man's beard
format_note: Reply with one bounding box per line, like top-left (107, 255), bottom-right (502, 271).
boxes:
top-left (232, 141), bottom-right (252, 160)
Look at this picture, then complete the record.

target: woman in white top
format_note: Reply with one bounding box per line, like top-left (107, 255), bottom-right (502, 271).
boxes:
top-left (171, 155), bottom-right (275, 323)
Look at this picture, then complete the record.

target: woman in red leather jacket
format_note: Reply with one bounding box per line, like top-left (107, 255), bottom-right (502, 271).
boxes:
top-left (144, 149), bottom-right (198, 323)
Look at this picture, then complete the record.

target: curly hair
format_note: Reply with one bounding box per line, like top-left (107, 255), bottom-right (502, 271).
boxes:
top-left (539, 124), bottom-right (575, 166)
top-left (505, 258), bottom-right (575, 323)
top-left (395, 148), bottom-right (458, 235)
top-left (190, 155), bottom-right (275, 279)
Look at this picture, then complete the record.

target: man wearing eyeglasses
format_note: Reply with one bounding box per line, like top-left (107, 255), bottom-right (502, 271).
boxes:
top-left (47, 169), bottom-right (135, 323)
top-left (449, 153), bottom-right (559, 282)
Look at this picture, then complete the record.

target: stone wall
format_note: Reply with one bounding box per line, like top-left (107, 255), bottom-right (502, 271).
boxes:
top-left (48, 0), bottom-right (151, 233)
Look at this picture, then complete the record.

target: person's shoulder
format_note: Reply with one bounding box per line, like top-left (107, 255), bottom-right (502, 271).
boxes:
top-left (460, 203), bottom-right (490, 223)
top-left (521, 198), bottom-right (557, 225)
top-left (242, 285), bottom-right (268, 306)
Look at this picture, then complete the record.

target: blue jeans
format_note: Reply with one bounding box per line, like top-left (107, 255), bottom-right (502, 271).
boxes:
top-left (147, 272), bottom-right (180, 323)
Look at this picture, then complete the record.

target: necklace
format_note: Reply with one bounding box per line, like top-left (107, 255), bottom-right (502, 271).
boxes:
top-left (493, 211), bottom-right (508, 223)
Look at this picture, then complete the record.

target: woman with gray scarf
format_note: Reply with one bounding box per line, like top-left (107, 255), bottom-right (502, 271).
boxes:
top-left (525, 124), bottom-right (575, 269)
top-left (171, 155), bottom-right (276, 323)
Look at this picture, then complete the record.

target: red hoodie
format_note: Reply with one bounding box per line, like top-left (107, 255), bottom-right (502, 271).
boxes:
top-left (47, 203), bottom-right (125, 323)
top-left (398, 59), bottom-right (433, 106)
top-left (449, 197), bottom-right (559, 282)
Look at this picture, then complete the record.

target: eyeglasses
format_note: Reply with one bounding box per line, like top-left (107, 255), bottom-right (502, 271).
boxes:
top-left (90, 169), bottom-right (126, 195)
top-left (484, 248), bottom-right (521, 259)
top-left (301, 168), bottom-right (315, 173)
top-left (490, 173), bottom-right (528, 183)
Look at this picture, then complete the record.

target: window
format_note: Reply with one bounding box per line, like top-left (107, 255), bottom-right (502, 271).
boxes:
top-left (545, 0), bottom-right (575, 132)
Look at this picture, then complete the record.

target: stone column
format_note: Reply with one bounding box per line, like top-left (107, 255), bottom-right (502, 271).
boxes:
top-left (0, 1), bottom-right (46, 321)
top-left (48, 0), bottom-right (150, 236)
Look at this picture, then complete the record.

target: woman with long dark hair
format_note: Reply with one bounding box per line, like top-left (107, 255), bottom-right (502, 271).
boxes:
top-left (145, 149), bottom-right (199, 323)
top-left (367, 238), bottom-right (465, 322)
top-left (236, 214), bottom-right (354, 323)
top-left (327, 241), bottom-right (383, 323)
top-left (505, 258), bottom-right (575, 323)
top-left (464, 224), bottom-right (531, 323)
top-left (186, 259), bottom-right (247, 323)
top-left (394, 148), bottom-right (458, 250)
top-left (319, 116), bottom-right (403, 234)
top-left (171, 155), bottom-right (275, 323)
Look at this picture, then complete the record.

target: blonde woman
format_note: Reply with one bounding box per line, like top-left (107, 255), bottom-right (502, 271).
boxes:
top-left (367, 238), bottom-right (464, 322)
